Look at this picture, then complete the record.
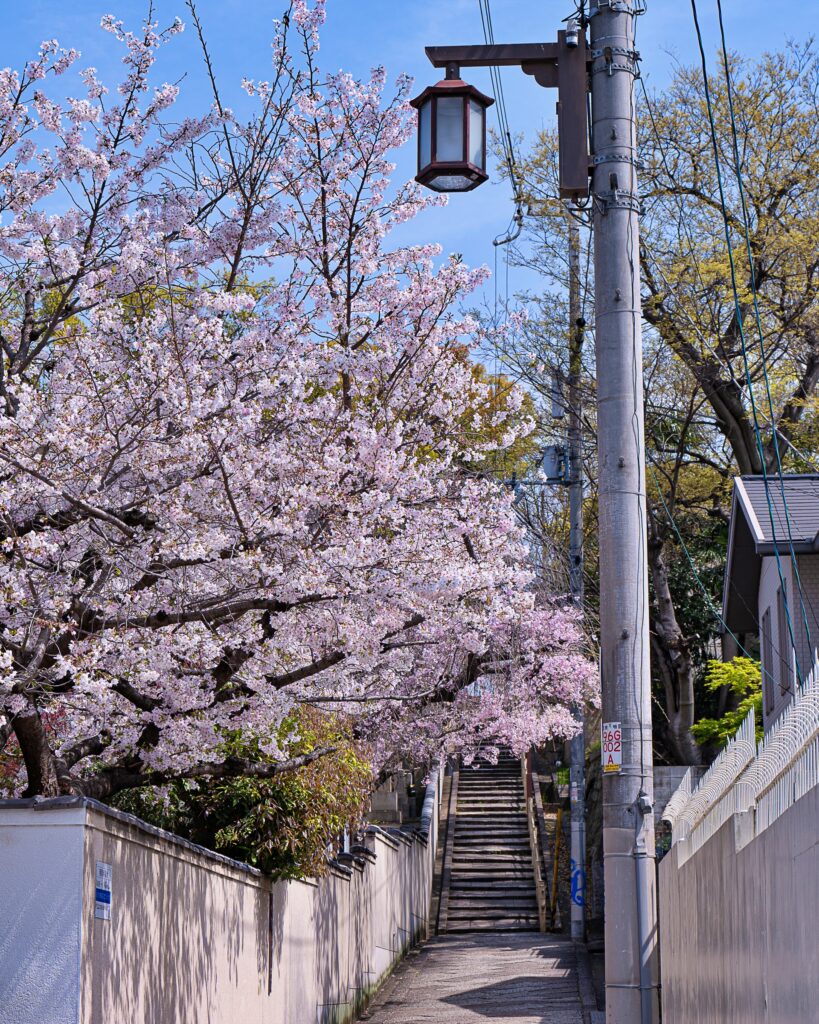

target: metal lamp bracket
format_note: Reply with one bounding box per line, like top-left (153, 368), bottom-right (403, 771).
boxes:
top-left (592, 59), bottom-right (640, 77)
top-left (590, 46), bottom-right (640, 60)
top-left (594, 188), bottom-right (642, 213)
top-left (591, 44), bottom-right (641, 78)
top-left (593, 153), bottom-right (644, 170)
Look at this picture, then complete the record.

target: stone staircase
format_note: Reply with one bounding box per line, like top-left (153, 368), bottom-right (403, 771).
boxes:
top-left (438, 750), bottom-right (540, 933)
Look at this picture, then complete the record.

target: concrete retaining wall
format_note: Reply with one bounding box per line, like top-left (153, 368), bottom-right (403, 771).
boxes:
top-left (658, 785), bottom-right (819, 1024)
top-left (0, 780), bottom-right (438, 1024)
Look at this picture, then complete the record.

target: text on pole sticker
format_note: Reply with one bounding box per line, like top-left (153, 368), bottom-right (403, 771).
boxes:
top-left (95, 861), bottom-right (112, 921)
top-left (601, 722), bottom-right (622, 773)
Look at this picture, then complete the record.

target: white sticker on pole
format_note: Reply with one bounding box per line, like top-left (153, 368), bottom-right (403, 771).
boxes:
top-left (95, 861), bottom-right (112, 921)
top-left (602, 722), bottom-right (622, 773)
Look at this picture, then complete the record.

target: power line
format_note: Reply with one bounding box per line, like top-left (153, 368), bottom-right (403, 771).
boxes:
top-left (713, 0), bottom-right (815, 666)
top-left (648, 461), bottom-right (780, 668)
top-left (477, 0), bottom-right (521, 202)
top-left (640, 34), bottom-right (818, 664)
top-left (689, 0), bottom-right (806, 684)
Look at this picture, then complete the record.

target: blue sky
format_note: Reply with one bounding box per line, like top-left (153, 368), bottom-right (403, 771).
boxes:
top-left (3, 0), bottom-right (817, 299)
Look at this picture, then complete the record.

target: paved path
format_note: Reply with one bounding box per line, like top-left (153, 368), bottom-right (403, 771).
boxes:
top-left (359, 932), bottom-right (588, 1024)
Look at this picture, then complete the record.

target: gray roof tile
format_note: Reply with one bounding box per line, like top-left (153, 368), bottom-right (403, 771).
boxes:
top-left (736, 475), bottom-right (819, 549)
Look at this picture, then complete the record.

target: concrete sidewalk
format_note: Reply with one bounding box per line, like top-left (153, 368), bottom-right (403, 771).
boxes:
top-left (358, 932), bottom-right (594, 1024)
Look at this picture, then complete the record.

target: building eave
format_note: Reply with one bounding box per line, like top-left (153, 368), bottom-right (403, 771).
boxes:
top-left (723, 481), bottom-right (763, 635)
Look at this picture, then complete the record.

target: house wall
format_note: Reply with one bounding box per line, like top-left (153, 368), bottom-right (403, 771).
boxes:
top-left (796, 553), bottom-right (819, 670)
top-left (0, 790), bottom-right (438, 1024)
top-left (659, 785), bottom-right (819, 1024)
top-left (758, 555), bottom-right (819, 728)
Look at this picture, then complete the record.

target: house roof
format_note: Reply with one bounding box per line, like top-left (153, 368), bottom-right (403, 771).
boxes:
top-left (735, 475), bottom-right (819, 551)
top-left (723, 475), bottom-right (819, 633)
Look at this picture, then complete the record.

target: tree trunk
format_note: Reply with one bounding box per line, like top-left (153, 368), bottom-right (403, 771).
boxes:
top-left (648, 517), bottom-right (701, 765)
top-left (14, 706), bottom-right (61, 797)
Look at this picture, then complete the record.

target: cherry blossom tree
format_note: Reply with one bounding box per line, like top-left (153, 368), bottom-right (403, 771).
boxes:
top-left (0, 1), bottom-right (596, 800)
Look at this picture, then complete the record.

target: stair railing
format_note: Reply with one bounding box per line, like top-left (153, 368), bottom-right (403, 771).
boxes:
top-left (523, 750), bottom-right (549, 932)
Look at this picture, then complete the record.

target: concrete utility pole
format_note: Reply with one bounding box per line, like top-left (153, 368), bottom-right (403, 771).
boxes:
top-left (566, 216), bottom-right (587, 944)
top-left (588, 0), bottom-right (659, 1020)
top-left (414, 12), bottom-right (658, 1019)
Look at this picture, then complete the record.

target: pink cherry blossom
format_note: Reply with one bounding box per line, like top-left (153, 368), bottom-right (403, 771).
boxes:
top-left (0, 4), bottom-right (596, 800)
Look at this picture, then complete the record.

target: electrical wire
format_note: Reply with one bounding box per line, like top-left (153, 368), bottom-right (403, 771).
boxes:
top-left (649, 458), bottom-right (798, 677)
top-left (477, 0), bottom-right (520, 199)
top-left (638, 80), bottom-right (701, 278)
top-left (768, 427), bottom-right (819, 474)
top-left (639, 37), bottom-right (818, 669)
top-left (689, 0), bottom-right (806, 684)
top-left (713, 0), bottom-right (816, 666)
top-left (626, 48), bottom-right (650, 790)
top-left (648, 462), bottom-right (767, 665)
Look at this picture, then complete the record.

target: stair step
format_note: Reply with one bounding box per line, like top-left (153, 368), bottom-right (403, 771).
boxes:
top-left (450, 872), bottom-right (535, 881)
top-left (454, 828), bottom-right (529, 835)
top-left (459, 780), bottom-right (523, 785)
top-left (460, 771), bottom-right (520, 777)
top-left (453, 837), bottom-right (531, 845)
top-left (450, 877), bottom-right (537, 885)
top-left (448, 899), bottom-right (538, 911)
top-left (449, 890), bottom-right (537, 900)
top-left (455, 819), bottom-right (529, 826)
top-left (458, 788), bottom-right (522, 793)
top-left (455, 812), bottom-right (528, 818)
top-left (452, 861), bottom-right (534, 866)
top-left (457, 800), bottom-right (525, 806)
top-left (448, 892), bottom-right (537, 901)
top-left (444, 925), bottom-right (540, 933)
top-left (454, 849), bottom-right (531, 858)
top-left (454, 824), bottom-right (529, 831)
top-left (453, 838), bottom-right (531, 847)
top-left (458, 779), bottom-right (522, 785)
top-left (452, 850), bottom-right (532, 859)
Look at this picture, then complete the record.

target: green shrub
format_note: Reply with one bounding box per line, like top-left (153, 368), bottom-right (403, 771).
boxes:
top-left (115, 711), bottom-right (372, 879)
top-left (691, 657), bottom-right (763, 750)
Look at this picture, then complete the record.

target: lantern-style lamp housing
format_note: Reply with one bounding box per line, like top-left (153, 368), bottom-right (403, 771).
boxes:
top-left (410, 65), bottom-right (494, 193)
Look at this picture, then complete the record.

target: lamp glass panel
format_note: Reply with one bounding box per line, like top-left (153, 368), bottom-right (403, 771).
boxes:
top-left (430, 173), bottom-right (474, 192)
top-left (419, 100), bottom-right (432, 169)
top-left (468, 100), bottom-right (484, 168)
top-left (435, 97), bottom-right (464, 162)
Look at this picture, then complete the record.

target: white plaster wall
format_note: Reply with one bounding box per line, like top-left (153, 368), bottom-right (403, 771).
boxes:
top-left (267, 829), bottom-right (433, 1024)
top-left (0, 791), bottom-right (437, 1024)
top-left (0, 804), bottom-right (85, 1024)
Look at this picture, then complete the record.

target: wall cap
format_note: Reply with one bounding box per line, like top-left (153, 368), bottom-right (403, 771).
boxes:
top-left (0, 795), bottom-right (265, 879)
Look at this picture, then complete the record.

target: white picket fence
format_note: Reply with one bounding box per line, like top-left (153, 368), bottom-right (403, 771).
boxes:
top-left (663, 658), bottom-right (819, 862)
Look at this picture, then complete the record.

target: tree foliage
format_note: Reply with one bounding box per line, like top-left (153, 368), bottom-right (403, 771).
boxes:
top-left (116, 709), bottom-right (372, 878)
top-left (0, 4), bottom-right (596, 800)
top-left (498, 42), bottom-right (819, 761)
top-left (640, 43), bottom-right (819, 475)
top-left (690, 657), bottom-right (762, 750)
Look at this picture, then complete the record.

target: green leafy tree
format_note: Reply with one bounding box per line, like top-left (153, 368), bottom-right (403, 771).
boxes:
top-left (690, 658), bottom-right (763, 750)
top-left (116, 711), bottom-right (373, 879)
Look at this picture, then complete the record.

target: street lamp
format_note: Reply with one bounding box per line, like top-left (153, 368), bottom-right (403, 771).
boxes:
top-left (410, 36), bottom-right (591, 201)
top-left (410, 64), bottom-right (494, 193)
